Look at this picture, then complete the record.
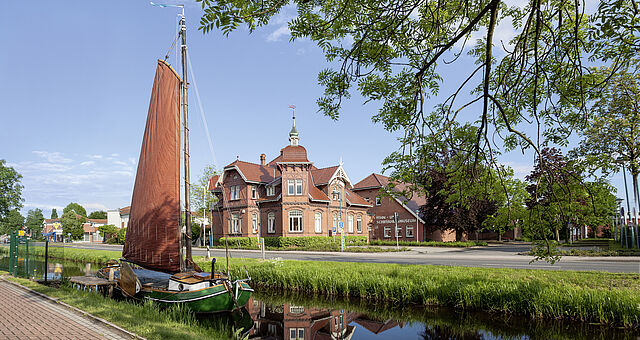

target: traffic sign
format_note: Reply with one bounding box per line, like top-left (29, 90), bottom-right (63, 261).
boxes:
top-left (338, 221), bottom-right (343, 232)
top-left (18, 230), bottom-right (25, 237)
top-left (332, 226), bottom-right (337, 233)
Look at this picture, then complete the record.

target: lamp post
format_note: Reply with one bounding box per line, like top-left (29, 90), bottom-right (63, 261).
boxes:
top-left (332, 185), bottom-right (344, 252)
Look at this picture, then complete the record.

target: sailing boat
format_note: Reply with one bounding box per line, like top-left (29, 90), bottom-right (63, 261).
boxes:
top-left (101, 7), bottom-right (252, 313)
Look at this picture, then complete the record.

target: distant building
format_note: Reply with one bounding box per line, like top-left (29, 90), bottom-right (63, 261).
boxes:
top-left (209, 115), bottom-right (371, 240)
top-left (352, 173), bottom-right (455, 242)
top-left (42, 215), bottom-right (106, 243)
top-left (107, 206), bottom-right (130, 229)
top-left (82, 218), bottom-right (106, 242)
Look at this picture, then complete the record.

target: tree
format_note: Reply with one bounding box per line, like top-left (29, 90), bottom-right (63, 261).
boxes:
top-left (197, 0), bottom-right (639, 183)
top-left (61, 209), bottom-right (85, 241)
top-left (0, 209), bottom-right (24, 235)
top-left (573, 69), bottom-right (640, 210)
top-left (88, 210), bottom-right (107, 219)
top-left (0, 159), bottom-right (23, 220)
top-left (98, 224), bottom-right (119, 241)
top-left (50, 208), bottom-right (58, 219)
top-left (63, 203), bottom-right (87, 218)
top-left (191, 164), bottom-right (218, 212)
top-left (25, 208), bottom-right (45, 239)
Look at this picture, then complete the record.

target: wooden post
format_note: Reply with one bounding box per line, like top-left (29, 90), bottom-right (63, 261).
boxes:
top-left (85, 263), bottom-right (91, 276)
top-left (108, 268), bottom-right (114, 297)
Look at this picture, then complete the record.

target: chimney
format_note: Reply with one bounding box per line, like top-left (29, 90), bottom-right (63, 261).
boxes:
top-left (260, 153), bottom-right (266, 166)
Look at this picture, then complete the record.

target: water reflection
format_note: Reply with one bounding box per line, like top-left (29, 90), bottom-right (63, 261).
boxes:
top-left (234, 292), bottom-right (638, 340)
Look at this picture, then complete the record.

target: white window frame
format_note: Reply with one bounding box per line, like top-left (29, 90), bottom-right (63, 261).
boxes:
top-left (251, 187), bottom-right (257, 199)
top-left (252, 213), bottom-right (258, 233)
top-left (348, 214), bottom-right (353, 233)
top-left (375, 196), bottom-right (381, 206)
top-left (295, 179), bottom-right (303, 195)
top-left (314, 212), bottom-right (322, 233)
top-left (406, 226), bottom-right (414, 238)
top-left (333, 214), bottom-right (337, 230)
top-left (231, 213), bottom-right (240, 234)
top-left (288, 180), bottom-right (295, 195)
top-left (356, 215), bottom-right (362, 233)
top-left (289, 210), bottom-right (303, 232)
top-left (384, 227), bottom-right (391, 238)
top-left (267, 213), bottom-right (275, 233)
top-left (267, 186), bottom-right (274, 196)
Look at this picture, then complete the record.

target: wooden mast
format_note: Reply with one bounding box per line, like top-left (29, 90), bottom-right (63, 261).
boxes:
top-left (180, 8), bottom-right (193, 271)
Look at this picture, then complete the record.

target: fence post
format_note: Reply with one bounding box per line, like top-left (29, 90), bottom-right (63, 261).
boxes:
top-left (44, 239), bottom-right (49, 284)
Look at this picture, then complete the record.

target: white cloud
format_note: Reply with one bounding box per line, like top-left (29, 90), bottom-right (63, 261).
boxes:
top-left (14, 151), bottom-right (137, 217)
top-left (504, 161), bottom-right (533, 180)
top-left (267, 25), bottom-right (291, 42)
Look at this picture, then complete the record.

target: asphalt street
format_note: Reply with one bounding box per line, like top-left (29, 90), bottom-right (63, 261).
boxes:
top-left (46, 243), bottom-right (640, 273)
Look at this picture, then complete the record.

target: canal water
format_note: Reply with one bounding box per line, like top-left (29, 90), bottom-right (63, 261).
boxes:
top-left (1, 256), bottom-right (637, 339)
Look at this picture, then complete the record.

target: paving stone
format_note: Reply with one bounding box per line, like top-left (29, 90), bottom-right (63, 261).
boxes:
top-left (0, 281), bottom-right (129, 340)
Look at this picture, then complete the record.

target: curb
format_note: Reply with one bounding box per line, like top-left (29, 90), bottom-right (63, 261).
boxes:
top-left (0, 276), bottom-right (145, 340)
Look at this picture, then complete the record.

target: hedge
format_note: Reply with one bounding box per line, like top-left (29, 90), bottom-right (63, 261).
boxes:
top-left (217, 236), bottom-right (368, 249)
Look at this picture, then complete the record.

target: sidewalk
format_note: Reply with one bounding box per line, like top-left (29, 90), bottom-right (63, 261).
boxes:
top-left (0, 279), bottom-right (135, 340)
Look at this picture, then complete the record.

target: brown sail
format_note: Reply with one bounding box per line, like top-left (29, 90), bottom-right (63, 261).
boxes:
top-left (123, 59), bottom-right (182, 273)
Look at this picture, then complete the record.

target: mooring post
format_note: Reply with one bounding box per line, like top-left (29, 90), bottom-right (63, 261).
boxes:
top-left (44, 239), bottom-right (49, 284)
top-left (85, 263), bottom-right (91, 276)
top-left (108, 267), bottom-right (114, 297)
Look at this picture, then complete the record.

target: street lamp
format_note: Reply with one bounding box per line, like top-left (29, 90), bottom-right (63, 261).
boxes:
top-left (332, 185), bottom-right (344, 252)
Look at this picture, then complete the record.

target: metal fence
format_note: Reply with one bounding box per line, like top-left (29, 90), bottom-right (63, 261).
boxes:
top-left (0, 231), bottom-right (65, 282)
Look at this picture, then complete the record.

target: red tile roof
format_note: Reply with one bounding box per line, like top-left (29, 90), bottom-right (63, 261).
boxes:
top-left (353, 173), bottom-right (389, 189)
top-left (225, 160), bottom-right (278, 183)
top-left (310, 166), bottom-right (339, 186)
top-left (43, 218), bottom-right (60, 224)
top-left (120, 206), bottom-right (131, 215)
top-left (87, 218), bottom-right (107, 224)
top-left (345, 188), bottom-right (372, 207)
top-left (83, 223), bottom-right (98, 233)
top-left (208, 175), bottom-right (220, 190)
top-left (308, 173), bottom-right (330, 202)
top-left (353, 173), bottom-right (426, 212)
top-left (278, 145), bottom-right (309, 163)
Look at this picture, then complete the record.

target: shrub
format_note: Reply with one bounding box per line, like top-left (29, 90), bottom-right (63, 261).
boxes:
top-left (217, 236), bottom-right (260, 249)
top-left (216, 236), bottom-right (368, 249)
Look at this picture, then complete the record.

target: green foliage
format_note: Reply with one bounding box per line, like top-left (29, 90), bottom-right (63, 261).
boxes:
top-left (117, 227), bottom-right (127, 244)
top-left (98, 224), bottom-right (119, 241)
top-left (0, 159), bottom-right (23, 220)
top-left (50, 208), bottom-right (58, 219)
top-left (191, 164), bottom-right (218, 212)
top-left (218, 236), bottom-right (369, 250)
top-left (60, 209), bottom-right (85, 240)
top-left (0, 209), bottom-right (24, 235)
top-left (370, 240), bottom-right (487, 247)
top-left (87, 210), bottom-right (107, 219)
top-left (63, 202), bottom-right (87, 217)
top-left (25, 208), bottom-right (44, 239)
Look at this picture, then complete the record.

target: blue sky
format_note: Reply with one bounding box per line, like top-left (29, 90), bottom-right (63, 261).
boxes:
top-left (0, 1), bottom-right (627, 218)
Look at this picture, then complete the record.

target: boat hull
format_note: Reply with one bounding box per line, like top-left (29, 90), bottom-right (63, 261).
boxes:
top-left (141, 281), bottom-right (253, 313)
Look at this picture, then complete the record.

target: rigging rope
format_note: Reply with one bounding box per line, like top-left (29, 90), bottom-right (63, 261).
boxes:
top-left (186, 50), bottom-right (219, 170)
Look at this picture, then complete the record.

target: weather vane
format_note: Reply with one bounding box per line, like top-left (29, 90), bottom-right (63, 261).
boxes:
top-left (288, 104), bottom-right (296, 120)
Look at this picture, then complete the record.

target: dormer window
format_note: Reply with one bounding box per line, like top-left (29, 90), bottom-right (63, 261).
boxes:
top-left (267, 186), bottom-right (274, 196)
top-left (251, 187), bottom-right (257, 199)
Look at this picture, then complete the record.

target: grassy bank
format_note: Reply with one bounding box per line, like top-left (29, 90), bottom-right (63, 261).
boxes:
top-left (201, 257), bottom-right (640, 328)
top-left (4, 246), bottom-right (639, 328)
top-left (369, 240), bottom-right (488, 247)
top-left (0, 274), bottom-right (244, 340)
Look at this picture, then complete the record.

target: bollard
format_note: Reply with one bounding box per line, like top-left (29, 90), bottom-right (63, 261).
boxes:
top-left (261, 237), bottom-right (265, 260)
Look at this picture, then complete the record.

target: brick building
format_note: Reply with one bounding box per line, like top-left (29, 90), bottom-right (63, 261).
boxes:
top-left (352, 173), bottom-right (455, 242)
top-left (209, 116), bottom-right (371, 240)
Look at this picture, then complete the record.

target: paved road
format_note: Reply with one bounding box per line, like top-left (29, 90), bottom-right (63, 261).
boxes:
top-left (49, 243), bottom-right (640, 273)
top-left (0, 279), bottom-right (129, 340)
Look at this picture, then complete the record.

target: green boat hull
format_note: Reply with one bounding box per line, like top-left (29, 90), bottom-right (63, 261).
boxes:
top-left (141, 281), bottom-right (253, 313)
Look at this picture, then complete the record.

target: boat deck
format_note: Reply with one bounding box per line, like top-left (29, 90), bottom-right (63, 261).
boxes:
top-left (69, 276), bottom-right (116, 292)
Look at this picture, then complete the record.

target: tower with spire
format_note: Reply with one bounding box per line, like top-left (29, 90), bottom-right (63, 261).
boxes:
top-left (289, 104), bottom-right (299, 146)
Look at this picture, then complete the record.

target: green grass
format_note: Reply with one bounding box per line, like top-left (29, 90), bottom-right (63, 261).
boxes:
top-left (369, 240), bottom-right (488, 247)
top-left (5, 246), bottom-right (639, 328)
top-left (0, 274), bottom-right (243, 340)
top-left (204, 257), bottom-right (640, 328)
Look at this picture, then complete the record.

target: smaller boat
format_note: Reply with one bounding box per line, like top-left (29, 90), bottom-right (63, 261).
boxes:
top-left (98, 6), bottom-right (252, 312)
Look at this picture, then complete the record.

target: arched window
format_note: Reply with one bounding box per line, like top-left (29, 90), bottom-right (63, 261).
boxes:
top-left (289, 210), bottom-right (303, 232)
top-left (314, 212), bottom-right (322, 233)
top-left (356, 215), bottom-right (362, 233)
top-left (268, 212), bottom-right (275, 233)
top-left (333, 213), bottom-right (338, 231)
top-left (348, 214), bottom-right (354, 233)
